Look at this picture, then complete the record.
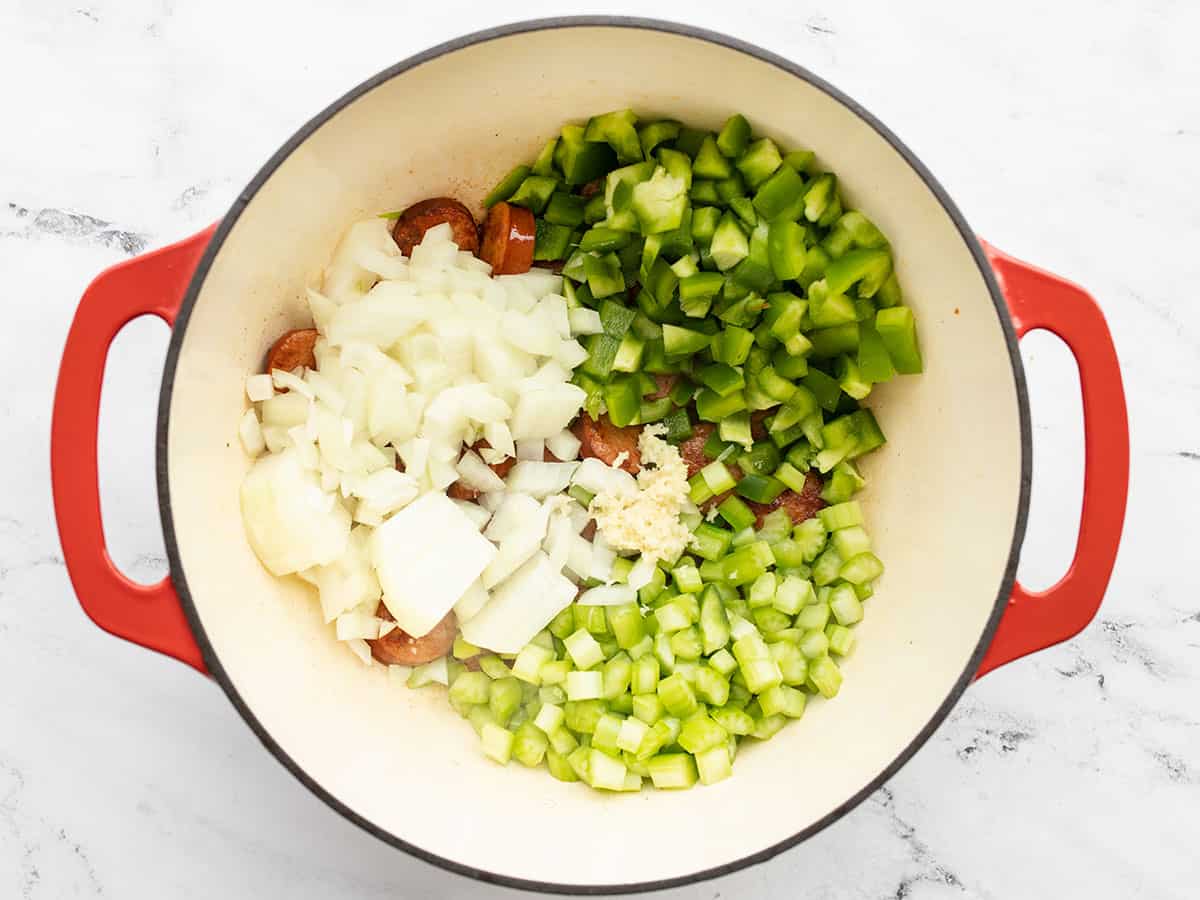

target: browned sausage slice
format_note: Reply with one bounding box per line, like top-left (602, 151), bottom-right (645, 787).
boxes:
top-left (578, 179), bottom-right (603, 198)
top-left (368, 606), bottom-right (457, 666)
top-left (677, 422), bottom-right (714, 478)
top-left (572, 413), bottom-right (641, 474)
top-left (392, 197), bottom-right (480, 256)
top-left (746, 470), bottom-right (826, 528)
top-left (647, 374), bottom-right (678, 401)
top-left (480, 202), bottom-right (535, 275)
top-left (266, 328), bottom-right (318, 374)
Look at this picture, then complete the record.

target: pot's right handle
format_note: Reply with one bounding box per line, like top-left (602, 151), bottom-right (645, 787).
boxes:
top-left (975, 243), bottom-right (1129, 676)
top-left (51, 227), bottom-right (216, 673)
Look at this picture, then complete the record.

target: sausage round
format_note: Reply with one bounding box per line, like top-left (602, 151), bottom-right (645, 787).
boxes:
top-left (392, 197), bottom-right (479, 256)
top-left (480, 202), bottom-right (535, 275)
top-left (746, 470), bottom-right (826, 528)
top-left (368, 606), bottom-right (457, 666)
top-left (677, 422), bottom-right (714, 478)
top-left (265, 328), bottom-right (319, 374)
top-left (572, 413), bottom-right (641, 473)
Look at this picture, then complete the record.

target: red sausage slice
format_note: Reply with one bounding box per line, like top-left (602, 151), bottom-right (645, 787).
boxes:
top-left (480, 202), bottom-right (535, 275)
top-left (392, 197), bottom-right (479, 256)
top-left (266, 328), bottom-right (318, 374)
top-left (368, 606), bottom-right (457, 666)
top-left (572, 414), bottom-right (641, 473)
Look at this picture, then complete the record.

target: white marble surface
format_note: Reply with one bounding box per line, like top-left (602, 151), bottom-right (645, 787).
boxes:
top-left (2, 1), bottom-right (1196, 897)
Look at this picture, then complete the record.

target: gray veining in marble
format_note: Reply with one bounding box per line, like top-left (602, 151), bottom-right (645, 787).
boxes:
top-left (2, 1), bottom-right (1196, 897)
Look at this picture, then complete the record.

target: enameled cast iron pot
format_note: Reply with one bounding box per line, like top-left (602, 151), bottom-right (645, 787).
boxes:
top-left (50, 18), bottom-right (1130, 894)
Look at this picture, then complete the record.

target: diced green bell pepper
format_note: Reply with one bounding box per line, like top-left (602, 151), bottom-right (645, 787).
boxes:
top-left (875, 306), bottom-right (923, 374)
top-left (753, 163), bottom-right (804, 221)
top-left (604, 376), bottom-right (642, 427)
top-left (809, 323), bottom-right (860, 358)
top-left (531, 137), bottom-right (559, 176)
top-left (716, 114), bottom-right (752, 158)
top-left (508, 174), bottom-right (558, 214)
top-left (533, 219), bottom-right (573, 261)
top-left (483, 164), bottom-right (530, 208)
top-left (584, 252), bottom-right (626, 298)
top-left (711, 325), bottom-right (755, 365)
top-left (736, 138), bottom-right (783, 189)
top-left (767, 220), bottom-right (807, 281)
top-left (802, 368), bottom-right (843, 412)
top-left (825, 248), bottom-right (893, 298)
top-left (689, 179), bottom-right (722, 206)
top-left (803, 173), bottom-right (837, 223)
top-left (631, 167), bottom-right (689, 234)
top-left (693, 135), bottom-right (734, 179)
top-left (662, 323), bottom-right (712, 357)
top-left (710, 213), bottom-right (750, 271)
top-left (856, 319), bottom-right (896, 383)
top-left (639, 119), bottom-right (682, 157)
top-left (584, 108), bottom-right (643, 163)
top-left (657, 147), bottom-right (693, 190)
top-left (544, 191), bottom-right (587, 228)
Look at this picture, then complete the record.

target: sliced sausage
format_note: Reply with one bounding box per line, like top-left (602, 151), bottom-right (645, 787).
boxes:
top-left (265, 328), bottom-right (318, 374)
top-left (392, 197), bottom-right (479, 256)
top-left (746, 470), bottom-right (825, 528)
top-left (480, 202), bottom-right (535, 275)
top-left (572, 413), bottom-right (641, 473)
top-left (369, 605), bottom-right (456, 666)
top-left (648, 374), bottom-right (678, 401)
top-left (678, 422), bottom-right (714, 478)
top-left (578, 179), bottom-right (603, 198)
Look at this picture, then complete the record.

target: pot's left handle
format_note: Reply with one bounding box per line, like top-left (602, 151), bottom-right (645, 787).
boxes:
top-left (51, 226), bottom-right (217, 673)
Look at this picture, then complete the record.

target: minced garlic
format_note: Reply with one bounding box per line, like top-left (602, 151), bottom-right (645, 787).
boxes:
top-left (589, 425), bottom-right (692, 562)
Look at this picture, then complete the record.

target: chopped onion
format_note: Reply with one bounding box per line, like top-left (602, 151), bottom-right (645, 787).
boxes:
top-left (451, 498), bottom-right (493, 530)
top-left (516, 439), bottom-right (545, 461)
top-left (239, 409), bottom-right (265, 456)
top-left (456, 449), bottom-right (506, 493)
top-left (271, 368), bottom-right (314, 398)
top-left (240, 449), bottom-right (351, 576)
top-left (482, 421), bottom-right (515, 459)
top-left (504, 460), bottom-right (579, 498)
top-left (336, 607), bottom-right (381, 640)
top-left (453, 579), bottom-right (490, 623)
top-left (484, 493), bottom-right (542, 542)
top-left (246, 373), bottom-right (274, 402)
top-left (564, 533), bottom-right (594, 582)
top-left (545, 428), bottom-right (582, 461)
top-left (573, 457), bottom-right (637, 498)
top-left (554, 340), bottom-right (590, 370)
top-left (627, 554), bottom-right (658, 591)
top-left (371, 492), bottom-right (496, 637)
top-left (589, 535), bottom-right (617, 583)
top-left (261, 392), bottom-right (310, 428)
top-left (345, 639), bottom-right (374, 666)
top-left (461, 552), bottom-right (576, 653)
top-left (577, 584), bottom-right (637, 606)
top-left (509, 383), bottom-right (586, 440)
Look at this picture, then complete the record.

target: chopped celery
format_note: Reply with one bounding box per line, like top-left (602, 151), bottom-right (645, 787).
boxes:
top-left (647, 753), bottom-right (699, 789)
top-left (678, 713), bottom-right (728, 754)
top-left (841, 552), bottom-right (885, 585)
top-left (808, 655), bottom-right (843, 698)
top-left (481, 722), bottom-right (515, 765)
top-left (658, 673), bottom-right (699, 718)
top-left (799, 629), bottom-right (830, 660)
top-left (827, 623), bottom-right (857, 656)
top-left (566, 670), bottom-right (604, 701)
top-left (829, 584), bottom-right (865, 625)
top-left (832, 525), bottom-right (872, 559)
top-left (534, 703), bottom-right (565, 735)
top-left (795, 602), bottom-right (832, 631)
top-left (511, 644), bottom-right (554, 684)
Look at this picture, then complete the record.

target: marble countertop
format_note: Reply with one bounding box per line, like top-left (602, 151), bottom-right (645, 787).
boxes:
top-left (2, 1), bottom-right (1196, 897)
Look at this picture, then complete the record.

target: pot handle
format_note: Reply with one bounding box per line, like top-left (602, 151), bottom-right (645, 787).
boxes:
top-left (51, 226), bottom-right (217, 673)
top-left (975, 243), bottom-right (1129, 676)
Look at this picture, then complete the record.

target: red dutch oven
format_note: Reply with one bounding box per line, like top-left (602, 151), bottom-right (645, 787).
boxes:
top-left (50, 18), bottom-right (1129, 894)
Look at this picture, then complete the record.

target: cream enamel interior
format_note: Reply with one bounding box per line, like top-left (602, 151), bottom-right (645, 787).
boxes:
top-left (165, 26), bottom-right (1023, 887)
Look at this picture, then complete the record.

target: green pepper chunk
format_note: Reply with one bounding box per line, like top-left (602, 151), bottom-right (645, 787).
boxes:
top-left (808, 280), bottom-right (859, 328)
top-left (631, 167), bottom-right (689, 234)
top-left (802, 368), bottom-right (842, 412)
top-left (603, 376), bottom-right (643, 427)
top-left (579, 226), bottom-right (631, 253)
top-left (856, 319), bottom-right (896, 383)
top-left (875, 306), bottom-right (923, 374)
top-left (716, 114), bottom-right (752, 158)
top-left (809, 323), bottom-right (860, 358)
top-left (711, 326), bottom-right (755, 366)
top-left (679, 272), bottom-right (724, 318)
top-left (661, 408), bottom-right (694, 443)
top-left (639, 119), bottom-right (682, 157)
top-left (753, 164), bottom-right (804, 221)
top-left (674, 127), bottom-right (709, 158)
top-left (689, 179), bottom-right (722, 206)
top-left (483, 164), bottom-right (531, 208)
top-left (693, 135), bottom-right (734, 180)
top-left (803, 173), bottom-right (837, 223)
top-left (581, 334), bottom-right (620, 380)
top-left (825, 248), bottom-right (893, 298)
top-left (740, 441), bottom-right (781, 476)
top-left (534, 220), bottom-right (573, 261)
top-left (783, 148), bottom-right (817, 175)
top-left (698, 363), bottom-right (745, 397)
top-left (729, 196), bottom-right (757, 228)
top-left (737, 474), bottom-right (787, 504)
top-left (584, 252), bottom-right (626, 298)
top-left (710, 213), bottom-right (749, 271)
top-left (584, 109), bottom-right (643, 164)
top-left (767, 220), bottom-right (807, 281)
top-left (695, 388), bottom-right (748, 422)
top-left (657, 148), bottom-right (693, 189)
top-left (508, 174), bottom-right (558, 214)
top-left (544, 192), bottom-right (587, 228)
top-left (531, 137), bottom-right (559, 176)
top-left (736, 138), bottom-right (783, 189)
top-left (662, 323), bottom-right (712, 357)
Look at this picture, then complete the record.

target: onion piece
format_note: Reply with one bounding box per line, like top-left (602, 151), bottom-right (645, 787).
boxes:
top-left (345, 639), bottom-right (373, 666)
top-left (509, 383), bottom-right (587, 441)
top-left (456, 449), bottom-right (507, 493)
top-left (453, 579), bottom-right (490, 623)
top-left (576, 584), bottom-right (637, 606)
top-left (504, 461), bottom-right (579, 499)
top-left (573, 457), bottom-right (637, 498)
top-left (239, 410), bottom-right (265, 456)
top-left (246, 374), bottom-right (274, 402)
top-left (545, 428), bottom-right (582, 462)
top-left (485, 493), bottom-right (542, 543)
top-left (461, 552), bottom-right (576, 654)
top-left (452, 499), bottom-right (493, 531)
top-left (627, 554), bottom-right (658, 591)
top-left (271, 369), bottom-right (314, 398)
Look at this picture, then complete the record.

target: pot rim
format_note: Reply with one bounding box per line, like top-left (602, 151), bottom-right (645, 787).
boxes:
top-left (156, 15), bottom-right (1032, 895)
